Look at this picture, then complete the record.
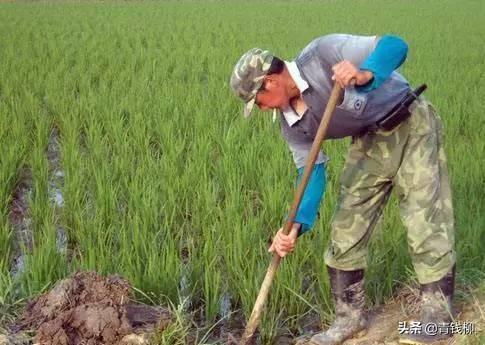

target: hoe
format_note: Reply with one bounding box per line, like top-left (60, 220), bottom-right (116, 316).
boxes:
top-left (239, 83), bottom-right (343, 345)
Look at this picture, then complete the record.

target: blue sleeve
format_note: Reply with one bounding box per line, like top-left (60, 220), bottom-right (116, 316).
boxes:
top-left (291, 163), bottom-right (327, 237)
top-left (357, 35), bottom-right (409, 92)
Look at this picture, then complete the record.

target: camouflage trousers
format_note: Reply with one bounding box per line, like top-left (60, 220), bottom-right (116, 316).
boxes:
top-left (324, 98), bottom-right (456, 284)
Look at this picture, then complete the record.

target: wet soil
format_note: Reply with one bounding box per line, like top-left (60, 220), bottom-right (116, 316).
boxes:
top-left (11, 271), bottom-right (171, 345)
top-left (294, 284), bottom-right (484, 345)
top-left (3, 274), bottom-right (483, 345)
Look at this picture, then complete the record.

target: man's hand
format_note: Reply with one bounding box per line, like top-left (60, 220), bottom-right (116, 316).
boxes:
top-left (268, 223), bottom-right (300, 258)
top-left (331, 60), bottom-right (374, 89)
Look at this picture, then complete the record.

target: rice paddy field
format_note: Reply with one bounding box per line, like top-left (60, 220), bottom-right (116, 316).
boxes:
top-left (0, 0), bottom-right (484, 344)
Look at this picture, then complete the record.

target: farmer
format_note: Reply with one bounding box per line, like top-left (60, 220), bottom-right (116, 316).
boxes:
top-left (229, 34), bottom-right (456, 345)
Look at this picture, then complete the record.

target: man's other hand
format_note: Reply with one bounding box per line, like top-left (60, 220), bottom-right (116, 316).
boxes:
top-left (268, 223), bottom-right (300, 257)
top-left (331, 60), bottom-right (374, 88)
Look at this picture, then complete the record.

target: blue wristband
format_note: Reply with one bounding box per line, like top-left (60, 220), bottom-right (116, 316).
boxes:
top-left (292, 163), bottom-right (327, 236)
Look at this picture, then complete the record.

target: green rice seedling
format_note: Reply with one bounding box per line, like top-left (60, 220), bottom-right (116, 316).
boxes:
top-left (0, 1), bottom-right (484, 343)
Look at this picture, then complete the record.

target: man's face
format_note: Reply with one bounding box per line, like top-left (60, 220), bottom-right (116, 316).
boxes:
top-left (254, 74), bottom-right (290, 112)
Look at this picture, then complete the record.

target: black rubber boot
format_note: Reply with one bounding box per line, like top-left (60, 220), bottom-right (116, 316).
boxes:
top-left (310, 266), bottom-right (367, 345)
top-left (399, 265), bottom-right (456, 344)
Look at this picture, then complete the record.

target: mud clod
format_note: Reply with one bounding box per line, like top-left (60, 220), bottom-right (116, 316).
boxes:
top-left (14, 271), bottom-right (171, 345)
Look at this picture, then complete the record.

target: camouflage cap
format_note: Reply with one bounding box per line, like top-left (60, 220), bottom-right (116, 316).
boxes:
top-left (230, 48), bottom-right (274, 118)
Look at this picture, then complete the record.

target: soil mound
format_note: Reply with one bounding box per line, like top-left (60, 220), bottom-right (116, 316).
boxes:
top-left (14, 271), bottom-right (171, 345)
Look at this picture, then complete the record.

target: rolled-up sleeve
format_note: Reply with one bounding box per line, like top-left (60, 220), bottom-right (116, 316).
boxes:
top-left (340, 34), bottom-right (378, 66)
top-left (312, 33), bottom-right (378, 68)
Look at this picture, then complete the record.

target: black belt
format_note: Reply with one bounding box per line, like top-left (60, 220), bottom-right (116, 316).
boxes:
top-left (376, 84), bottom-right (427, 131)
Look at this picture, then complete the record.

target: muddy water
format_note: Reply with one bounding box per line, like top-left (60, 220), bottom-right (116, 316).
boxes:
top-left (219, 291), bottom-right (232, 321)
top-left (8, 168), bottom-right (33, 280)
top-left (46, 127), bottom-right (68, 254)
top-left (179, 243), bottom-right (192, 312)
top-left (8, 127), bottom-right (68, 280)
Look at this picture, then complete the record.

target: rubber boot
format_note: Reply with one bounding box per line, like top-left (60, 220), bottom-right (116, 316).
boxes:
top-left (310, 266), bottom-right (367, 345)
top-left (399, 265), bottom-right (456, 344)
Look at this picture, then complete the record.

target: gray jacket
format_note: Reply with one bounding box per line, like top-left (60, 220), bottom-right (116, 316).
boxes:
top-left (281, 34), bottom-right (410, 168)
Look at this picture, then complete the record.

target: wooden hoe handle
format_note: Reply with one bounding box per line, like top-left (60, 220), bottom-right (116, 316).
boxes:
top-left (239, 83), bottom-right (343, 345)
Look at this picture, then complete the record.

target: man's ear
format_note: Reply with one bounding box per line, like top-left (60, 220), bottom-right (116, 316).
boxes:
top-left (264, 74), bottom-right (279, 90)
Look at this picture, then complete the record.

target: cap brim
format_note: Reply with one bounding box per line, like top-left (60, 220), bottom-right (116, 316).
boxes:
top-left (243, 97), bottom-right (256, 118)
